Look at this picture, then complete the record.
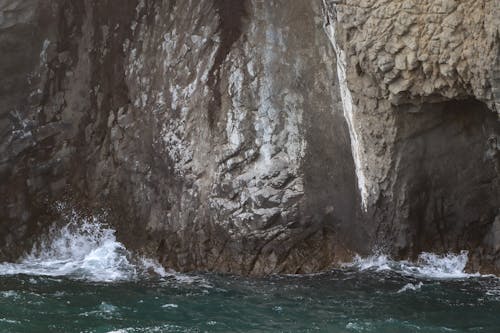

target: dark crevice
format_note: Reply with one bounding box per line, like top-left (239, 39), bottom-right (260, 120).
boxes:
top-left (206, 0), bottom-right (247, 128)
top-left (386, 98), bottom-right (500, 261)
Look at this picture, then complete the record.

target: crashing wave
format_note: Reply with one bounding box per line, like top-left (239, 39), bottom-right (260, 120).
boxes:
top-left (347, 251), bottom-right (481, 279)
top-left (397, 282), bottom-right (424, 293)
top-left (0, 209), bottom-right (169, 282)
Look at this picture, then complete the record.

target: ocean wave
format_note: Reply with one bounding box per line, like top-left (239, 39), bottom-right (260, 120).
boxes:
top-left (0, 212), bottom-right (136, 282)
top-left (397, 282), bottom-right (424, 293)
top-left (0, 208), bottom-right (188, 283)
top-left (0, 206), bottom-right (494, 284)
top-left (346, 251), bottom-right (484, 279)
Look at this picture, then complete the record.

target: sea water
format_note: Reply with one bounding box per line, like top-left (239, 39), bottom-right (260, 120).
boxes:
top-left (0, 214), bottom-right (499, 333)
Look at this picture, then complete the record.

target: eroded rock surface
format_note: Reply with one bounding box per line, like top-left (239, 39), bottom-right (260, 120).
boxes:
top-left (0, 0), bottom-right (499, 274)
top-left (1, 0), bottom-right (362, 274)
top-left (324, 0), bottom-right (500, 271)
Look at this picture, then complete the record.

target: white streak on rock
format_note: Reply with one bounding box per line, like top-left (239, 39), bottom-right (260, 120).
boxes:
top-left (39, 39), bottom-right (50, 66)
top-left (323, 3), bottom-right (368, 210)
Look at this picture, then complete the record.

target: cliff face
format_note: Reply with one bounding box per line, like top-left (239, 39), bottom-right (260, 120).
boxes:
top-left (323, 0), bottom-right (500, 271)
top-left (0, 0), bottom-right (361, 274)
top-left (1, 0), bottom-right (499, 274)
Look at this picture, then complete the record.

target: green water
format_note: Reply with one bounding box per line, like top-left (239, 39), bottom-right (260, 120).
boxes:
top-left (1, 219), bottom-right (498, 332)
top-left (1, 269), bottom-right (499, 333)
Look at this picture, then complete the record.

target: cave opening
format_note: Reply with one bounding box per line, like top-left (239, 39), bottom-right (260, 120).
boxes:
top-left (392, 98), bottom-right (500, 265)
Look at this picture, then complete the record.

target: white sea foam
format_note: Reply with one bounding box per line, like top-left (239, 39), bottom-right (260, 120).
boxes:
top-left (161, 303), bottom-right (178, 309)
top-left (345, 321), bottom-right (365, 331)
top-left (486, 286), bottom-right (500, 300)
top-left (398, 282), bottom-right (424, 293)
top-left (99, 302), bottom-right (119, 313)
top-left (0, 290), bottom-right (18, 298)
top-left (351, 254), bottom-right (392, 271)
top-left (105, 325), bottom-right (184, 333)
top-left (410, 252), bottom-right (477, 279)
top-left (347, 251), bottom-right (481, 279)
top-left (0, 209), bottom-right (184, 283)
top-left (0, 213), bottom-right (135, 282)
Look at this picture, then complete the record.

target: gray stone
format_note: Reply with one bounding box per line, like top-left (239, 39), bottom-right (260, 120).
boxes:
top-left (0, 0), bottom-right (499, 276)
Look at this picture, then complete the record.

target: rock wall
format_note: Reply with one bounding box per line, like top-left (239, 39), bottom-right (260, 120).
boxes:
top-left (1, 0), bottom-right (62, 257)
top-left (1, 0), bottom-right (499, 274)
top-left (106, 0), bottom-right (362, 274)
top-left (323, 0), bottom-right (500, 271)
top-left (0, 0), bottom-right (363, 274)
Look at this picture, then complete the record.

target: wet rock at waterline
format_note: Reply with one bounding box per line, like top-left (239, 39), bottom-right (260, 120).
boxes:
top-left (1, 0), bottom-right (499, 275)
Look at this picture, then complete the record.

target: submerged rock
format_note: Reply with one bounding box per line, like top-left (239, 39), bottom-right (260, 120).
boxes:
top-left (0, 0), bottom-right (499, 275)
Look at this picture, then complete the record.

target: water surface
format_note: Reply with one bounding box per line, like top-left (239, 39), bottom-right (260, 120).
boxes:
top-left (1, 214), bottom-right (499, 333)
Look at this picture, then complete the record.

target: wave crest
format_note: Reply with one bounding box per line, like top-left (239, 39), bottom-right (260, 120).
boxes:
top-left (348, 251), bottom-right (480, 279)
top-left (0, 209), bottom-right (164, 282)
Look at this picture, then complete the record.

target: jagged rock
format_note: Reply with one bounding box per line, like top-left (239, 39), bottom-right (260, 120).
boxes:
top-left (0, 0), bottom-right (499, 275)
top-left (0, 0), bottom-right (359, 274)
top-left (323, 0), bottom-right (500, 272)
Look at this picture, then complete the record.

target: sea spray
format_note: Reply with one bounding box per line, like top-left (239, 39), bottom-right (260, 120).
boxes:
top-left (397, 282), bottom-right (424, 293)
top-left (347, 251), bottom-right (480, 279)
top-left (0, 213), bottom-right (136, 282)
top-left (0, 207), bottom-right (170, 282)
top-left (1, 248), bottom-right (499, 332)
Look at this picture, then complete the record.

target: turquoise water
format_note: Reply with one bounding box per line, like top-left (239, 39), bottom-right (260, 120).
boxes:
top-left (1, 269), bottom-right (499, 333)
top-left (1, 216), bottom-right (499, 333)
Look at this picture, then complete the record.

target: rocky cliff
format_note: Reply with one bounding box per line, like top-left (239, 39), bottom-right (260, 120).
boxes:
top-left (1, 0), bottom-right (499, 275)
top-left (323, 0), bottom-right (500, 272)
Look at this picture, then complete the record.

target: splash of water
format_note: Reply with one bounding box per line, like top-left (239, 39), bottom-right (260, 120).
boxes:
top-left (397, 282), bottom-right (424, 293)
top-left (348, 251), bottom-right (480, 279)
top-left (412, 252), bottom-right (473, 278)
top-left (0, 205), bottom-right (488, 283)
top-left (0, 210), bottom-right (168, 282)
top-left (351, 254), bottom-right (392, 272)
